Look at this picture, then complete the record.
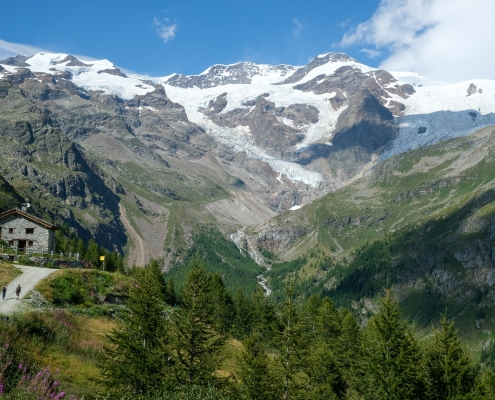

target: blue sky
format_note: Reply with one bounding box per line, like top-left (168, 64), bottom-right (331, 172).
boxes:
top-left (0, 0), bottom-right (382, 76)
top-left (1, 0), bottom-right (494, 82)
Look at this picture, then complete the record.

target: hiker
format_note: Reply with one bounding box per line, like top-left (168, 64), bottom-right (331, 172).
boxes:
top-left (15, 284), bottom-right (21, 300)
top-left (1, 285), bottom-right (6, 300)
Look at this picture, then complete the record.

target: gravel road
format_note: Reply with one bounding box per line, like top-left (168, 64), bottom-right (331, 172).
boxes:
top-left (0, 265), bottom-right (56, 314)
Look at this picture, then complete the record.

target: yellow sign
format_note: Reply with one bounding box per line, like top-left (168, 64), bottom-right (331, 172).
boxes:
top-left (100, 256), bottom-right (105, 261)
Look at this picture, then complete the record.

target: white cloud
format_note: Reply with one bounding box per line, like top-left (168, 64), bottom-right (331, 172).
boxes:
top-left (153, 18), bottom-right (178, 43)
top-left (0, 39), bottom-right (47, 59)
top-left (0, 38), bottom-right (97, 62)
top-left (360, 48), bottom-right (381, 59)
top-left (292, 18), bottom-right (303, 38)
top-left (340, 0), bottom-right (495, 82)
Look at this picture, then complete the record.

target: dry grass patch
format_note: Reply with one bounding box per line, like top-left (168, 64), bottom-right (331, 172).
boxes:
top-left (0, 261), bottom-right (21, 286)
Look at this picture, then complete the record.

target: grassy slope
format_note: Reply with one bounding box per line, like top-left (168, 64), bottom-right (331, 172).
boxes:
top-left (0, 261), bottom-right (21, 285)
top-left (258, 126), bottom-right (495, 349)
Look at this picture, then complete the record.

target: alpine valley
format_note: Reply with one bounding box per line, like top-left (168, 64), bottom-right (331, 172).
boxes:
top-left (1, 51), bottom-right (495, 341)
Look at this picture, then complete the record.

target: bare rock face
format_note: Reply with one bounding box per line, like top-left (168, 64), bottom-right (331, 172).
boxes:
top-left (202, 93), bottom-right (320, 156)
top-left (277, 52), bottom-right (357, 85)
top-left (0, 79), bottom-right (127, 250)
top-left (51, 55), bottom-right (91, 67)
top-left (467, 83), bottom-right (478, 96)
top-left (295, 86), bottom-right (398, 180)
top-left (0, 55), bottom-right (30, 67)
top-left (388, 100), bottom-right (406, 117)
top-left (332, 89), bottom-right (396, 154)
top-left (97, 68), bottom-right (127, 78)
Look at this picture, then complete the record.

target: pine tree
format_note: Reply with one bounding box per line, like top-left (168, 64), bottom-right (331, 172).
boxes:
top-left (305, 294), bottom-right (322, 334)
top-left (335, 309), bottom-right (359, 385)
top-left (272, 284), bottom-right (309, 399)
top-left (304, 341), bottom-right (345, 400)
top-left (232, 287), bottom-right (254, 339)
top-left (172, 258), bottom-right (225, 387)
top-left (236, 331), bottom-right (281, 400)
top-left (76, 238), bottom-right (86, 259)
top-left (251, 286), bottom-right (276, 336)
top-left (316, 296), bottom-right (341, 342)
top-left (98, 263), bottom-right (172, 394)
top-left (68, 237), bottom-right (78, 254)
top-left (165, 277), bottom-right (177, 306)
top-left (352, 288), bottom-right (425, 399)
top-left (85, 238), bottom-right (99, 267)
top-left (210, 273), bottom-right (235, 334)
top-left (425, 314), bottom-right (478, 399)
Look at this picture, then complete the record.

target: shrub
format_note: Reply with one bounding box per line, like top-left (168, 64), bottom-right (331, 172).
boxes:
top-left (16, 256), bottom-right (34, 266)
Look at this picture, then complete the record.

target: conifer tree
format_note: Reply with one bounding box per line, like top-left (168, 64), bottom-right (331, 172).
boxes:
top-left (233, 287), bottom-right (254, 339)
top-left (165, 277), bottom-right (177, 306)
top-left (316, 296), bottom-right (341, 342)
top-left (335, 309), bottom-right (360, 385)
top-left (251, 286), bottom-right (276, 336)
top-left (272, 284), bottom-right (309, 399)
top-left (236, 331), bottom-right (281, 400)
top-left (210, 273), bottom-right (235, 334)
top-left (425, 314), bottom-right (478, 399)
top-left (76, 238), bottom-right (86, 259)
top-left (304, 342), bottom-right (345, 400)
top-left (352, 289), bottom-right (425, 399)
top-left (305, 294), bottom-right (322, 334)
top-left (172, 258), bottom-right (225, 387)
top-left (98, 262), bottom-right (172, 394)
top-left (85, 238), bottom-right (99, 266)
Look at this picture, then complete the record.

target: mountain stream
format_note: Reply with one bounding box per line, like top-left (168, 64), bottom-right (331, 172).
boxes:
top-left (230, 227), bottom-right (271, 296)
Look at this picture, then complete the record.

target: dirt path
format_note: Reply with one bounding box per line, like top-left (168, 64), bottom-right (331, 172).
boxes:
top-left (0, 265), bottom-right (56, 315)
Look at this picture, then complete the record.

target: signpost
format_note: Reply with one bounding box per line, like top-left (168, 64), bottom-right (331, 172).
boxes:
top-left (100, 255), bottom-right (105, 271)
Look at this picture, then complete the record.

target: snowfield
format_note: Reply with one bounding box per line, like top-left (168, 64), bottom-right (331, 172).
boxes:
top-left (2, 52), bottom-right (495, 185)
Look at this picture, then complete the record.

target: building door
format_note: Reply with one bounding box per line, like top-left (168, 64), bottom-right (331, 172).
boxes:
top-left (18, 240), bottom-right (26, 251)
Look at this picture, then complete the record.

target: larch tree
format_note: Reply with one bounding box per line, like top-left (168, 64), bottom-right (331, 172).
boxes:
top-left (172, 258), bottom-right (225, 387)
top-left (98, 262), bottom-right (172, 394)
top-left (352, 288), bottom-right (425, 400)
top-left (425, 314), bottom-right (479, 399)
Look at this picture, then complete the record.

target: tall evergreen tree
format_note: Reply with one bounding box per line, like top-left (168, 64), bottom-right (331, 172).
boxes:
top-left (335, 309), bottom-right (360, 385)
top-left (304, 341), bottom-right (345, 399)
top-left (425, 314), bottom-right (479, 399)
top-left (352, 289), bottom-right (425, 400)
top-left (172, 258), bottom-right (225, 387)
top-left (75, 238), bottom-right (86, 259)
top-left (251, 286), bottom-right (277, 336)
top-left (305, 294), bottom-right (322, 334)
top-left (210, 273), bottom-right (235, 334)
top-left (272, 284), bottom-right (309, 399)
top-left (232, 287), bottom-right (254, 339)
top-left (98, 262), bottom-right (172, 394)
top-left (85, 238), bottom-right (99, 267)
top-left (236, 331), bottom-right (281, 400)
top-left (165, 277), bottom-right (177, 306)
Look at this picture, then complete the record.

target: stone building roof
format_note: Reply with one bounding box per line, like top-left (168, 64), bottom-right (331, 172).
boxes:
top-left (0, 208), bottom-right (59, 230)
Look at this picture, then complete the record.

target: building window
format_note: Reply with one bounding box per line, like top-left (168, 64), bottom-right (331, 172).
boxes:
top-left (8, 240), bottom-right (13, 246)
top-left (26, 228), bottom-right (34, 234)
top-left (28, 241), bottom-right (34, 246)
top-left (8, 228), bottom-right (13, 234)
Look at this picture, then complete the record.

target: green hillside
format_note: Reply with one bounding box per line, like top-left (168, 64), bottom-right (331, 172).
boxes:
top-left (253, 126), bottom-right (495, 346)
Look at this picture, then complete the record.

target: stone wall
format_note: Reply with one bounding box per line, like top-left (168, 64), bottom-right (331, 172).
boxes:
top-left (0, 215), bottom-right (55, 253)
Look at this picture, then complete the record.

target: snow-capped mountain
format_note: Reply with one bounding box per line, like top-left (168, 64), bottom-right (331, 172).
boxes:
top-left (1, 51), bottom-right (494, 206)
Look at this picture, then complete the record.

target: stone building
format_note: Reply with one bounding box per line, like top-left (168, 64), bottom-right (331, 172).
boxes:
top-left (0, 208), bottom-right (58, 253)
